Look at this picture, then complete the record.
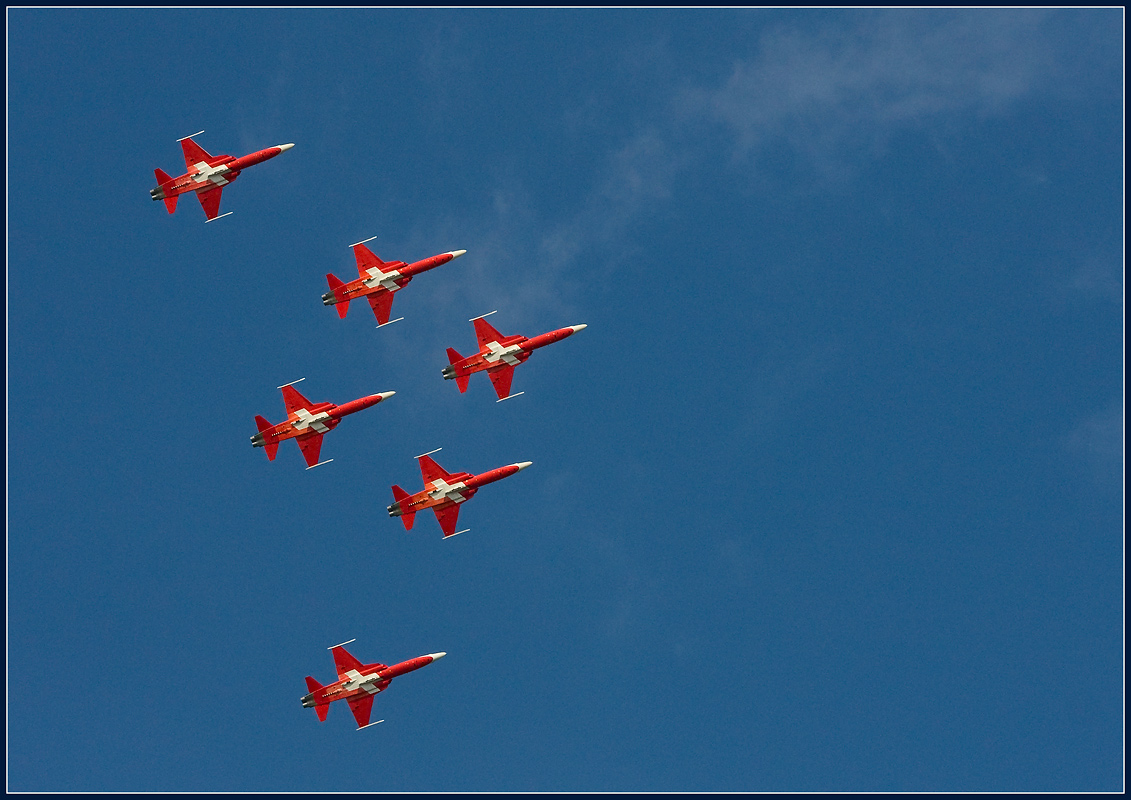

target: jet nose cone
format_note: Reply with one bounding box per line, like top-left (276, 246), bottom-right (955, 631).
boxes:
top-left (427, 652), bottom-right (447, 661)
top-left (378, 391), bottom-right (396, 400)
top-left (449, 249), bottom-right (467, 259)
top-left (570, 324), bottom-right (587, 333)
top-left (276, 143), bottom-right (295, 152)
top-left (514, 461), bottom-right (533, 471)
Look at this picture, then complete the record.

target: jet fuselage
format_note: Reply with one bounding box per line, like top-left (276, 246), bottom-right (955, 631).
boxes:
top-left (321, 251), bottom-right (466, 308)
top-left (251, 393), bottom-right (388, 449)
top-left (150, 144), bottom-right (292, 202)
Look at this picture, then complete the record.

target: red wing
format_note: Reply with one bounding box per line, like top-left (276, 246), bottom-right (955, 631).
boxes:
top-left (281, 384), bottom-right (314, 415)
top-left (180, 137), bottom-right (214, 170)
top-left (473, 317), bottom-right (507, 349)
top-left (352, 243), bottom-right (389, 276)
top-left (367, 291), bottom-right (396, 325)
top-left (487, 366), bottom-right (515, 400)
top-left (196, 187), bottom-right (223, 221)
top-left (346, 693), bottom-right (375, 728)
top-left (418, 454), bottom-right (453, 484)
top-left (433, 504), bottom-right (461, 537)
top-left (296, 433), bottom-right (324, 468)
top-left (331, 644), bottom-right (365, 679)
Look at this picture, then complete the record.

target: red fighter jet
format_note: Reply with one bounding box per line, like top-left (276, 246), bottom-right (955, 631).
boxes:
top-left (442, 311), bottom-right (587, 401)
top-left (302, 639), bottom-right (446, 730)
top-left (150, 131), bottom-right (293, 221)
top-left (323, 237), bottom-right (467, 327)
top-left (388, 448), bottom-right (532, 538)
top-left (251, 378), bottom-right (394, 469)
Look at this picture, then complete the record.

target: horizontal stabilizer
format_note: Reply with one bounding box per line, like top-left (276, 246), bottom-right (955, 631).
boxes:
top-left (255, 416), bottom-right (279, 461)
top-left (391, 485), bottom-right (415, 530)
top-left (305, 676), bottom-right (329, 721)
top-left (445, 348), bottom-right (470, 392)
top-left (326, 273), bottom-right (349, 318)
top-left (154, 166), bottom-right (177, 212)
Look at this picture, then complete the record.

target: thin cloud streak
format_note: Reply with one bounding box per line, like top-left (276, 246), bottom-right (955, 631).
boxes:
top-left (688, 11), bottom-right (1055, 163)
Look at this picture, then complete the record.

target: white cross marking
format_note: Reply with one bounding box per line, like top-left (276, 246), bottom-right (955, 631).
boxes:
top-left (342, 669), bottom-right (385, 693)
top-left (293, 408), bottom-right (331, 433)
top-left (429, 478), bottom-right (469, 503)
top-left (484, 341), bottom-right (523, 366)
top-left (190, 161), bottom-right (230, 187)
top-left (363, 268), bottom-right (403, 292)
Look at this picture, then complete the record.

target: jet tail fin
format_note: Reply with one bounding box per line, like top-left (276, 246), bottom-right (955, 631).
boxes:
top-left (305, 676), bottom-right (329, 721)
top-left (326, 273), bottom-right (349, 318)
top-left (446, 348), bottom-right (470, 393)
top-left (391, 485), bottom-right (415, 530)
top-left (255, 415), bottom-right (279, 461)
top-left (153, 169), bottom-right (178, 213)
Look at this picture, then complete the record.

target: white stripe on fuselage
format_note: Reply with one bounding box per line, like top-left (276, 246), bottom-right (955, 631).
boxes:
top-left (429, 478), bottom-right (469, 504)
top-left (293, 408), bottom-right (331, 433)
top-left (190, 161), bottom-right (230, 187)
top-left (363, 268), bottom-right (403, 291)
top-left (484, 341), bottom-right (523, 366)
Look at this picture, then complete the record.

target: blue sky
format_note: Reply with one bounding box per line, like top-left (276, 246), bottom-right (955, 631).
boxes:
top-left (7, 8), bottom-right (1123, 792)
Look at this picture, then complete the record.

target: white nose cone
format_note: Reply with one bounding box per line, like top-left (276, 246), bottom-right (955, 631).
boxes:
top-left (570, 324), bottom-right (587, 333)
top-left (514, 461), bottom-right (533, 471)
top-left (427, 652), bottom-right (447, 661)
top-left (379, 391), bottom-right (396, 400)
top-left (449, 250), bottom-right (467, 259)
top-left (276, 143), bottom-right (295, 151)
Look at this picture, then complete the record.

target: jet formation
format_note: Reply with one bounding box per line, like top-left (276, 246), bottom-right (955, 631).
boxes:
top-left (251, 379), bottom-right (394, 469)
top-left (151, 132), bottom-right (293, 221)
top-left (388, 449), bottom-right (532, 538)
top-left (323, 238), bottom-right (467, 326)
top-left (302, 639), bottom-right (446, 729)
top-left (150, 129), bottom-right (591, 730)
top-left (444, 311), bottom-right (586, 401)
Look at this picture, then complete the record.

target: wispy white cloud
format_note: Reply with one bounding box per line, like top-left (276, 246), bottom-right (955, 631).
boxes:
top-left (1065, 401), bottom-right (1124, 493)
top-left (683, 11), bottom-right (1054, 168)
top-left (394, 11), bottom-right (1093, 346)
top-left (1069, 253), bottom-right (1124, 303)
